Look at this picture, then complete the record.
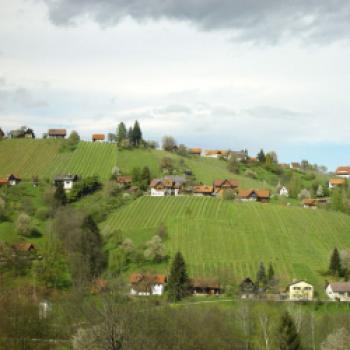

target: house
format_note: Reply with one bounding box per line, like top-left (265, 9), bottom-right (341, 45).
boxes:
top-left (228, 150), bottom-right (248, 162)
top-left (290, 162), bottom-right (301, 170)
top-left (0, 128), bottom-right (4, 139)
top-left (240, 278), bottom-right (257, 299)
top-left (192, 185), bottom-right (213, 196)
top-left (24, 128), bottom-right (35, 138)
top-left (190, 278), bottom-right (221, 295)
top-left (0, 178), bottom-right (8, 186)
top-left (335, 166), bottom-right (350, 178)
top-left (48, 129), bottom-right (67, 138)
top-left (238, 189), bottom-right (271, 202)
top-left (329, 178), bottom-right (346, 189)
top-left (150, 176), bottom-right (186, 196)
top-left (116, 176), bottom-right (132, 187)
top-left (92, 134), bottom-right (105, 142)
top-left (326, 282), bottom-right (350, 301)
top-left (203, 150), bottom-right (228, 159)
top-left (279, 163), bottom-right (290, 169)
top-left (54, 174), bottom-right (79, 192)
top-left (188, 148), bottom-right (202, 156)
top-left (279, 186), bottom-right (289, 197)
top-left (213, 179), bottom-right (239, 195)
top-left (303, 198), bottom-right (317, 209)
top-left (0, 175), bottom-right (21, 186)
top-left (129, 273), bottom-right (166, 296)
top-left (287, 280), bottom-right (313, 301)
top-left (13, 242), bottom-right (36, 253)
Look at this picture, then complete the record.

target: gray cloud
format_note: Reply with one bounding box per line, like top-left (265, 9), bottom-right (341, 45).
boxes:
top-left (42, 0), bottom-right (350, 43)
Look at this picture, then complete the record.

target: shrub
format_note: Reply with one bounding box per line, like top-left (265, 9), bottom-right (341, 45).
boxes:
top-left (244, 169), bottom-right (257, 179)
top-left (35, 207), bottom-right (50, 220)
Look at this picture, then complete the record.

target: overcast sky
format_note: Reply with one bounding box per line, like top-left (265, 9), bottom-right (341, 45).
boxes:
top-left (1, 0), bottom-right (350, 169)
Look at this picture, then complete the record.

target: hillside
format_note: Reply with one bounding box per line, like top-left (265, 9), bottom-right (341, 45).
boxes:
top-left (0, 139), bottom-right (269, 188)
top-left (103, 196), bottom-right (350, 290)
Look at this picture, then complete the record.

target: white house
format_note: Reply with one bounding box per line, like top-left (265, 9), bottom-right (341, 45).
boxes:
top-left (335, 166), bottom-right (350, 178)
top-left (279, 186), bottom-right (289, 197)
top-left (203, 150), bottom-right (228, 159)
top-left (287, 280), bottom-right (314, 301)
top-left (326, 282), bottom-right (350, 301)
top-left (150, 176), bottom-right (186, 197)
top-left (329, 178), bottom-right (346, 189)
top-left (8, 174), bottom-right (21, 186)
top-left (54, 174), bottom-right (79, 192)
top-left (129, 273), bottom-right (166, 296)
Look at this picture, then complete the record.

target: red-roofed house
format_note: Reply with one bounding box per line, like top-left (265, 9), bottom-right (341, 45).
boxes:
top-left (192, 185), bottom-right (213, 196)
top-left (92, 134), bottom-right (105, 142)
top-left (129, 273), bottom-right (167, 296)
top-left (336, 166), bottom-right (350, 178)
top-left (329, 178), bottom-right (346, 189)
top-left (238, 189), bottom-right (271, 202)
top-left (213, 179), bottom-right (239, 194)
top-left (0, 174), bottom-right (21, 186)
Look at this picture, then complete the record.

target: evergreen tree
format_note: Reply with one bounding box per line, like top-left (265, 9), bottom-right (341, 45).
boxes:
top-left (140, 166), bottom-right (151, 190)
top-left (116, 122), bottom-right (127, 145)
top-left (256, 261), bottom-right (267, 288)
top-left (278, 311), bottom-right (302, 350)
top-left (54, 182), bottom-right (67, 206)
top-left (131, 167), bottom-right (141, 184)
top-left (127, 127), bottom-right (133, 145)
top-left (132, 120), bottom-right (142, 147)
top-left (257, 149), bottom-right (266, 163)
top-left (268, 263), bottom-right (275, 282)
top-left (167, 252), bottom-right (190, 302)
top-left (329, 248), bottom-right (342, 276)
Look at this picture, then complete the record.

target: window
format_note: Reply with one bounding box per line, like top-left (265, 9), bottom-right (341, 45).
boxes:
top-left (293, 287), bottom-right (301, 290)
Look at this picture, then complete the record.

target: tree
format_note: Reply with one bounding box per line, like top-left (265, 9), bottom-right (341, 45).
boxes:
top-left (278, 311), bottom-right (302, 350)
top-left (331, 188), bottom-right (345, 212)
top-left (131, 167), bottom-right (141, 184)
top-left (132, 120), bottom-right (142, 146)
top-left (256, 262), bottom-right (267, 288)
top-left (67, 130), bottom-right (80, 151)
top-left (321, 328), bottom-right (350, 350)
top-left (227, 158), bottom-right (240, 174)
top-left (160, 157), bottom-right (174, 174)
top-left (54, 182), bottom-right (67, 206)
top-left (297, 188), bottom-right (311, 200)
top-left (268, 263), bottom-right (275, 283)
top-left (289, 174), bottom-right (302, 199)
top-left (15, 213), bottom-right (32, 237)
top-left (167, 252), bottom-right (190, 302)
top-left (316, 185), bottom-right (324, 198)
top-left (162, 136), bottom-right (177, 152)
top-left (176, 144), bottom-right (188, 156)
top-left (140, 166), bottom-right (151, 190)
top-left (223, 189), bottom-right (235, 200)
top-left (107, 132), bottom-right (116, 143)
top-left (329, 248), bottom-right (342, 276)
top-left (257, 149), bottom-right (266, 163)
top-left (127, 127), bottom-right (133, 145)
top-left (144, 235), bottom-right (166, 262)
top-left (116, 122), bottom-right (127, 145)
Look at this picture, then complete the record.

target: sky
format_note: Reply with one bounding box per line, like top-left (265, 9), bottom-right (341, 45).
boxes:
top-left (1, 0), bottom-right (350, 170)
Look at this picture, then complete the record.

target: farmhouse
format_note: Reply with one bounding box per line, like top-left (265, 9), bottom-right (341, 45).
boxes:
top-left (129, 273), bottom-right (166, 296)
top-left (188, 148), bottom-right (202, 156)
top-left (228, 150), bottom-right (248, 162)
top-left (0, 174), bottom-right (22, 186)
top-left (54, 174), bottom-right (79, 192)
top-left (150, 176), bottom-right (186, 196)
top-left (240, 278), bottom-right (257, 299)
top-left (48, 129), bottom-right (67, 138)
top-left (203, 150), bottom-right (228, 159)
top-left (116, 176), bottom-right (132, 187)
top-left (192, 185), bottom-right (213, 196)
top-left (326, 282), bottom-right (350, 301)
top-left (213, 179), bottom-right (239, 194)
top-left (329, 178), bottom-right (346, 189)
top-left (287, 280), bottom-right (314, 301)
top-left (290, 162), bottom-right (301, 170)
top-left (23, 128), bottom-right (35, 138)
top-left (303, 198), bottom-right (317, 209)
top-left (335, 166), bottom-right (350, 178)
top-left (92, 134), bottom-right (105, 142)
top-left (238, 189), bottom-right (271, 202)
top-left (190, 278), bottom-right (221, 295)
top-left (279, 186), bottom-right (289, 197)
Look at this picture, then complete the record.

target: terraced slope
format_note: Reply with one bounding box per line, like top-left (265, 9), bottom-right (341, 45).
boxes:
top-left (103, 196), bottom-right (350, 289)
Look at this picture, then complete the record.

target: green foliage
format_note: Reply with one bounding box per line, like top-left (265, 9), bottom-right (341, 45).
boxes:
top-left (223, 189), bottom-right (235, 200)
top-left (15, 213), bottom-right (32, 237)
top-left (256, 261), bottom-right (267, 288)
top-left (69, 176), bottom-right (101, 202)
top-left (329, 248), bottom-right (342, 276)
top-left (227, 158), bottom-right (240, 174)
top-left (257, 149), bottom-right (266, 163)
top-left (162, 136), bottom-right (177, 152)
top-left (54, 182), bottom-right (67, 206)
top-left (116, 122), bottom-right (127, 146)
top-left (60, 130), bottom-right (80, 152)
top-left (289, 174), bottom-right (302, 199)
top-left (168, 251), bottom-right (190, 302)
top-left (278, 311), bottom-right (301, 350)
top-left (144, 235), bottom-right (167, 262)
top-left (131, 120), bottom-right (142, 147)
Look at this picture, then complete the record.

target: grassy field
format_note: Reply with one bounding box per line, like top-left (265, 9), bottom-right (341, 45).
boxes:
top-left (0, 139), bottom-right (117, 180)
top-left (103, 196), bottom-right (350, 291)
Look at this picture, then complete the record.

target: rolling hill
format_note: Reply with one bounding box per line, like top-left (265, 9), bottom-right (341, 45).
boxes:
top-left (103, 196), bottom-right (350, 290)
top-left (0, 139), bottom-right (269, 188)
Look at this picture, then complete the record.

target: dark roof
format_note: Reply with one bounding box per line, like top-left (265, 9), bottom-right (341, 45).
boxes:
top-left (191, 278), bottom-right (220, 289)
top-left (54, 174), bottom-right (78, 182)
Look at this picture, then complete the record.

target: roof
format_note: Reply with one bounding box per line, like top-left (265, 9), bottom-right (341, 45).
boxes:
top-left (117, 176), bottom-right (132, 184)
top-left (189, 148), bottom-right (202, 154)
top-left (287, 280), bottom-right (313, 288)
top-left (329, 178), bottom-right (346, 186)
top-left (238, 189), bottom-right (270, 199)
top-left (336, 166), bottom-right (350, 175)
top-left (150, 179), bottom-right (162, 188)
top-left (54, 174), bottom-right (78, 182)
top-left (239, 189), bottom-right (255, 198)
top-left (328, 282), bottom-right (350, 292)
top-left (304, 198), bottom-right (316, 206)
top-left (92, 134), bottom-right (105, 141)
top-left (205, 150), bottom-right (228, 156)
top-left (13, 242), bottom-right (35, 252)
top-left (193, 185), bottom-right (213, 193)
top-left (213, 179), bottom-right (239, 188)
top-left (191, 278), bottom-right (220, 289)
top-left (48, 129), bottom-right (66, 136)
top-left (129, 273), bottom-right (167, 285)
top-left (0, 178), bottom-right (8, 185)
top-left (256, 190), bottom-right (270, 199)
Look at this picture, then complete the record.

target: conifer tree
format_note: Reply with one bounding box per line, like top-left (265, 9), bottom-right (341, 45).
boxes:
top-left (127, 127), bottom-right (133, 145)
top-left (132, 120), bottom-right (142, 147)
top-left (116, 122), bottom-right (127, 145)
top-left (257, 149), bottom-right (266, 163)
top-left (278, 311), bottom-right (302, 350)
top-left (268, 263), bottom-right (275, 283)
top-left (329, 248), bottom-right (342, 276)
top-left (167, 252), bottom-right (190, 302)
top-left (140, 166), bottom-right (151, 190)
top-left (256, 261), bottom-right (267, 288)
top-left (54, 182), bottom-right (66, 206)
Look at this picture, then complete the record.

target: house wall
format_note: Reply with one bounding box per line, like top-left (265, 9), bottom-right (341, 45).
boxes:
top-left (151, 188), bottom-right (165, 196)
top-left (9, 180), bottom-right (17, 186)
top-left (130, 284), bottom-right (164, 296)
top-left (288, 282), bottom-right (313, 301)
top-left (280, 187), bottom-right (289, 196)
top-left (337, 174), bottom-right (350, 179)
top-left (326, 285), bottom-right (350, 301)
top-left (63, 180), bottom-right (74, 191)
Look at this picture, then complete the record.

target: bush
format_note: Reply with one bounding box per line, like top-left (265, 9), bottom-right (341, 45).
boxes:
top-left (223, 189), bottom-right (235, 200)
top-left (244, 169), bottom-right (257, 179)
top-left (16, 213), bottom-right (32, 237)
top-left (35, 207), bottom-right (50, 220)
top-left (69, 176), bottom-right (101, 202)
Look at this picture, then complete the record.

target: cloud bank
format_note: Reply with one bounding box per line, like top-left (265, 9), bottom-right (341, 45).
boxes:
top-left (43, 0), bottom-right (350, 43)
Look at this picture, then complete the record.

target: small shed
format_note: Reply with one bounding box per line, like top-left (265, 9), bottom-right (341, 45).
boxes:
top-left (190, 278), bottom-right (221, 295)
top-left (48, 129), bottom-right (67, 138)
top-left (92, 134), bottom-right (105, 142)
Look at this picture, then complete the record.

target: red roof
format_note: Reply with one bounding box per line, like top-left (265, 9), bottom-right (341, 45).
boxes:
top-left (336, 166), bottom-right (350, 175)
top-left (189, 148), bottom-right (202, 154)
top-left (193, 185), bottom-right (213, 193)
top-left (92, 134), bottom-right (105, 141)
top-left (213, 179), bottom-right (239, 188)
top-left (13, 242), bottom-right (35, 252)
top-left (129, 273), bottom-right (166, 285)
top-left (0, 178), bottom-right (8, 185)
top-left (117, 176), bottom-right (132, 184)
top-left (329, 178), bottom-right (346, 186)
